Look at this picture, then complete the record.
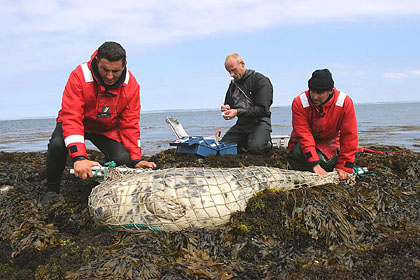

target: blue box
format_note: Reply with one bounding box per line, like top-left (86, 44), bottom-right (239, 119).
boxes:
top-left (170, 137), bottom-right (237, 157)
top-left (218, 143), bottom-right (237, 155)
top-left (170, 137), bottom-right (218, 157)
top-left (175, 143), bottom-right (218, 156)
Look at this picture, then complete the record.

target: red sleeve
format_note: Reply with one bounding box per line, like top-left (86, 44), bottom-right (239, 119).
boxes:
top-left (118, 81), bottom-right (142, 161)
top-left (291, 96), bottom-right (319, 163)
top-left (336, 97), bottom-right (358, 172)
top-left (60, 70), bottom-right (88, 159)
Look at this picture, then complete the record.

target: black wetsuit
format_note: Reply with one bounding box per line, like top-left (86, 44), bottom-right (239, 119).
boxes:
top-left (221, 69), bottom-right (273, 154)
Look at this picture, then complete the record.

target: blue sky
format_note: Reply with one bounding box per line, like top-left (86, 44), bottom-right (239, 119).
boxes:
top-left (1, 0), bottom-right (420, 120)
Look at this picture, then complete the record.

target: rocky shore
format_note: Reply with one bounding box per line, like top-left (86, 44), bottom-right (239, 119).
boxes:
top-left (0, 146), bottom-right (419, 279)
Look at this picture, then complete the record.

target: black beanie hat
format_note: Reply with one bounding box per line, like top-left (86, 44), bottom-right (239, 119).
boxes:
top-left (308, 69), bottom-right (334, 92)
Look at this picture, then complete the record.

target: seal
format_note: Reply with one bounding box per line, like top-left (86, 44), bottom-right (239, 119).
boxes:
top-left (88, 166), bottom-right (341, 232)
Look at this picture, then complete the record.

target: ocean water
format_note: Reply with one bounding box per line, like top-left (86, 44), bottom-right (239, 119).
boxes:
top-left (0, 102), bottom-right (419, 156)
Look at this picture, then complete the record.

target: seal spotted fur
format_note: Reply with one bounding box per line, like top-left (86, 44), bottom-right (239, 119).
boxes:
top-left (88, 166), bottom-right (340, 231)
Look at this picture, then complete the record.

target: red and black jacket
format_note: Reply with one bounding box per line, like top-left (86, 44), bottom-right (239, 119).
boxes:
top-left (57, 51), bottom-right (142, 163)
top-left (288, 88), bottom-right (358, 173)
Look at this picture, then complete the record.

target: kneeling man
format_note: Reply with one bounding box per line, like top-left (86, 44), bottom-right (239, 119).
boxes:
top-left (288, 69), bottom-right (358, 180)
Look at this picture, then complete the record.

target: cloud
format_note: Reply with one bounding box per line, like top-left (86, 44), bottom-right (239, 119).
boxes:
top-left (1, 0), bottom-right (420, 101)
top-left (383, 69), bottom-right (420, 79)
top-left (408, 70), bottom-right (420, 76)
top-left (2, 0), bottom-right (420, 71)
top-left (3, 1), bottom-right (420, 39)
top-left (383, 73), bottom-right (408, 79)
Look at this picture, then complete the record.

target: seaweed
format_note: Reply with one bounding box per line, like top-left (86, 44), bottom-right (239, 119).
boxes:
top-left (0, 147), bottom-right (419, 279)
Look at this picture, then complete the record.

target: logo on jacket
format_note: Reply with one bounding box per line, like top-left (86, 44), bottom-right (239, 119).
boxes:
top-left (97, 106), bottom-right (111, 118)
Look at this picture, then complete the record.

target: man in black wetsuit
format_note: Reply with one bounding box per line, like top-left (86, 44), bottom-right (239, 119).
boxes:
top-left (221, 53), bottom-right (273, 154)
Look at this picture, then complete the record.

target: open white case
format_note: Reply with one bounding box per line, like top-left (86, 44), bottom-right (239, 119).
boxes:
top-left (165, 117), bottom-right (221, 143)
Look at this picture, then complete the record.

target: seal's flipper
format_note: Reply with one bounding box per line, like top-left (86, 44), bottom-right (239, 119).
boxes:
top-left (145, 193), bottom-right (186, 221)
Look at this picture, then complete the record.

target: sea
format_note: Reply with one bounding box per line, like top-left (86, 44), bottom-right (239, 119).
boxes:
top-left (0, 102), bottom-right (419, 156)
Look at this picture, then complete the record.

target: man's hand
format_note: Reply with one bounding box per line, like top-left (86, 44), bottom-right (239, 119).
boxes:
top-left (222, 109), bottom-right (238, 120)
top-left (221, 104), bottom-right (230, 112)
top-left (335, 168), bottom-right (351, 181)
top-left (135, 160), bottom-right (157, 169)
top-left (73, 159), bottom-right (101, 179)
top-left (313, 164), bottom-right (327, 176)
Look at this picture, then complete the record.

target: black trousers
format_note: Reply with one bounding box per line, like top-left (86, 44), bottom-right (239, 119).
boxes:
top-left (221, 120), bottom-right (272, 155)
top-left (288, 142), bottom-right (338, 172)
top-left (45, 122), bottom-right (130, 192)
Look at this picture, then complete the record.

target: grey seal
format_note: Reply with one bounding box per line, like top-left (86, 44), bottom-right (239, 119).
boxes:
top-left (88, 166), bottom-right (341, 232)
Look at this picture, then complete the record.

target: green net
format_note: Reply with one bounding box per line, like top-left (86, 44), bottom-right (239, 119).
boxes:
top-left (88, 166), bottom-right (346, 232)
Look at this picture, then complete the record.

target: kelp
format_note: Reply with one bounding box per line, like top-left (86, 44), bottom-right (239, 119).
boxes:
top-left (0, 147), bottom-right (419, 279)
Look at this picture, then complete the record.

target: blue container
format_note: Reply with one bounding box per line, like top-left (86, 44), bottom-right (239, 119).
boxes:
top-left (170, 137), bottom-right (218, 157)
top-left (170, 137), bottom-right (237, 157)
top-left (175, 143), bottom-right (217, 156)
top-left (218, 143), bottom-right (237, 155)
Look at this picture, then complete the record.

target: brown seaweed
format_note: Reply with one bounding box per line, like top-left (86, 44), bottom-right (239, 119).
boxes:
top-left (0, 146), bottom-right (419, 279)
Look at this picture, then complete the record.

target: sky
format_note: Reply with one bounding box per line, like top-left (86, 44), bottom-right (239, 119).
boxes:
top-left (1, 0), bottom-right (420, 120)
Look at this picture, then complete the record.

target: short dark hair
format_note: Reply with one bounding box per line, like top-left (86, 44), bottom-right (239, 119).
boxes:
top-left (97, 42), bottom-right (126, 63)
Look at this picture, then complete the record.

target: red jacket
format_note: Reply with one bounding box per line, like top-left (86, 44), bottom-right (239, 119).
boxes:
top-left (57, 51), bottom-right (142, 161)
top-left (288, 88), bottom-right (358, 173)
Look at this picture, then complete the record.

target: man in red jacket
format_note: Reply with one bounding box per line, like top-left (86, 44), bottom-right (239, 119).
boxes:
top-left (287, 69), bottom-right (358, 181)
top-left (41, 42), bottom-right (156, 205)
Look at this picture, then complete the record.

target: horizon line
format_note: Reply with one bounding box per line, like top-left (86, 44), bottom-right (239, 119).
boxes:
top-left (1, 100), bottom-right (419, 121)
